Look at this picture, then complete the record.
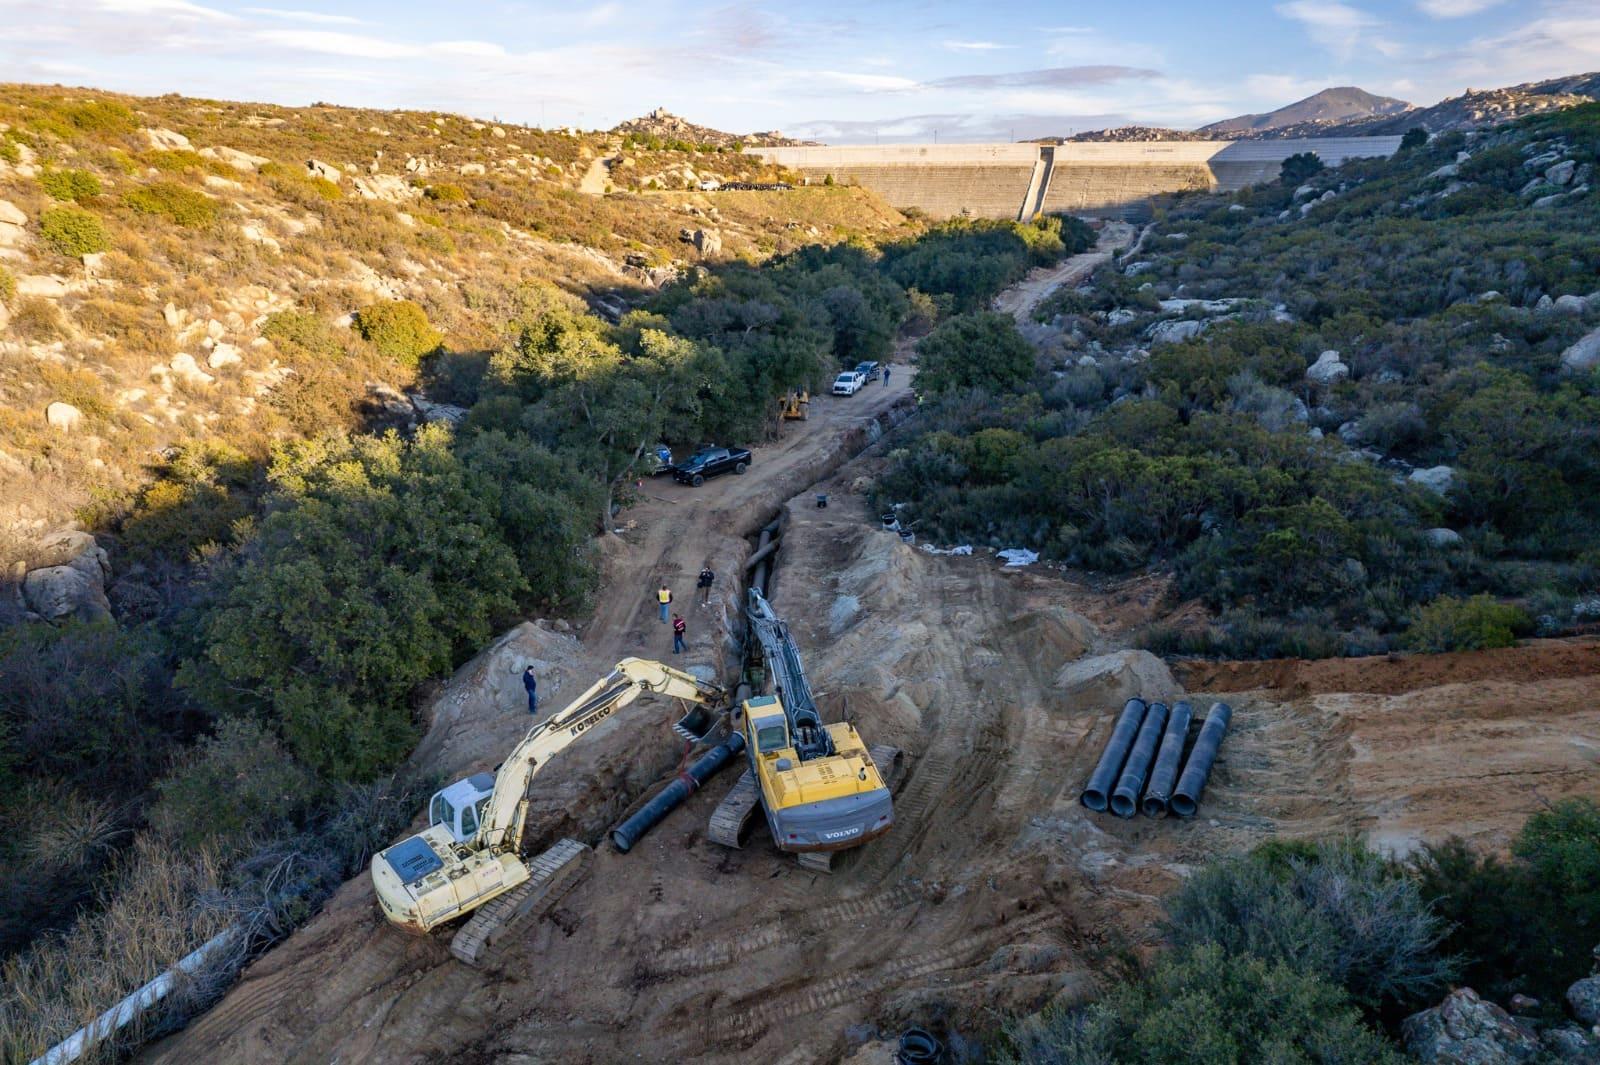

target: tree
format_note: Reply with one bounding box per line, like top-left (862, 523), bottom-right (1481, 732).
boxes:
top-left (915, 311), bottom-right (1036, 395)
top-left (1399, 127), bottom-right (1429, 151)
top-left (1280, 151), bottom-right (1325, 186)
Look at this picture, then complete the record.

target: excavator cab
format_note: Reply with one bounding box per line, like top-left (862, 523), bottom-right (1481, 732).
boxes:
top-left (428, 772), bottom-right (495, 844)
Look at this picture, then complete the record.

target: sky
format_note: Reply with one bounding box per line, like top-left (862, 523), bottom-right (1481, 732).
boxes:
top-left (1, 0), bottom-right (1597, 142)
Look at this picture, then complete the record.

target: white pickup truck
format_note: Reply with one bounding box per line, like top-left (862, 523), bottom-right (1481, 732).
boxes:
top-left (831, 371), bottom-right (866, 396)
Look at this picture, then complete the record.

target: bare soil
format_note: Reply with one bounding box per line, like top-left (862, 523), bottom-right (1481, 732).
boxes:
top-left (143, 323), bottom-right (1600, 1065)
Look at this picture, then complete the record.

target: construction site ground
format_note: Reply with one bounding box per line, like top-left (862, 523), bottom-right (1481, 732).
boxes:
top-left (145, 319), bottom-right (1600, 1065)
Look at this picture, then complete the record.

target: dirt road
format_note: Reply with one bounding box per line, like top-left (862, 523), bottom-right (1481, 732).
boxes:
top-left (992, 220), bottom-right (1133, 323)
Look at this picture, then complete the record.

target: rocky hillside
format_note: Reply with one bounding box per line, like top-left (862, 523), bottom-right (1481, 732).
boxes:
top-left (610, 107), bottom-right (815, 149)
top-left (1059, 126), bottom-right (1209, 143)
top-left (1199, 86), bottom-right (1412, 136)
top-left (0, 85), bottom-right (904, 558)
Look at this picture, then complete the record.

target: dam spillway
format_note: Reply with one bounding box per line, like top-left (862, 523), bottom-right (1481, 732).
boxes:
top-left (747, 137), bottom-right (1403, 221)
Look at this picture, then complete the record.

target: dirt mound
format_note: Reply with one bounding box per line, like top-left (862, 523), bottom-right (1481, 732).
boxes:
top-left (1177, 638), bottom-right (1600, 695)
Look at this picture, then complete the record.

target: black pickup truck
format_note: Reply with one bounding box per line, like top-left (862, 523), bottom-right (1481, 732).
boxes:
top-left (672, 445), bottom-right (752, 487)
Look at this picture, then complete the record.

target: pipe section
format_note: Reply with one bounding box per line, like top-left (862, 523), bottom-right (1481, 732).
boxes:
top-left (1080, 698), bottom-right (1146, 812)
top-left (1140, 700), bottom-right (1193, 818)
top-left (1110, 701), bottom-right (1167, 818)
top-left (1171, 702), bottom-right (1232, 818)
top-left (610, 732), bottom-right (747, 853)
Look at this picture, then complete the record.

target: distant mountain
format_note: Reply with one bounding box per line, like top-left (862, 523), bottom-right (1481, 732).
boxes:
top-left (610, 108), bottom-right (816, 148)
top-left (1200, 87), bottom-right (1412, 136)
top-left (1256, 72), bottom-right (1600, 138)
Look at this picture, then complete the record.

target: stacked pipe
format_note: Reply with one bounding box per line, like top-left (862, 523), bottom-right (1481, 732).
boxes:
top-left (1080, 698), bottom-right (1232, 819)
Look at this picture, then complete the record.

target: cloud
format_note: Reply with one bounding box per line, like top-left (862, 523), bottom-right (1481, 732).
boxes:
top-left (242, 7), bottom-right (362, 23)
top-left (815, 70), bottom-right (919, 91)
top-left (1415, 0), bottom-right (1501, 16)
top-left (926, 66), bottom-right (1160, 91)
top-left (1276, 0), bottom-right (1382, 58)
top-left (253, 28), bottom-right (421, 58)
top-left (93, 0), bottom-right (233, 20)
top-left (942, 40), bottom-right (1007, 52)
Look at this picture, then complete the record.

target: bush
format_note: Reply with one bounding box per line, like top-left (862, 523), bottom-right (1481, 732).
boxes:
top-left (352, 299), bottom-right (442, 366)
top-left (1000, 943), bottom-right (1404, 1065)
top-left (124, 181), bottom-right (218, 228)
top-left (1165, 838), bottom-right (1455, 1011)
top-left (424, 182), bottom-right (468, 203)
top-left (1403, 594), bottom-right (1529, 652)
top-left (915, 311), bottom-right (1036, 395)
top-left (38, 205), bottom-right (109, 256)
top-left (1413, 799), bottom-right (1600, 1001)
top-left (38, 168), bottom-right (101, 202)
top-left (150, 718), bottom-right (318, 851)
top-left (0, 265), bottom-right (13, 304)
top-left (1281, 151), bottom-right (1325, 186)
top-left (261, 309), bottom-right (344, 362)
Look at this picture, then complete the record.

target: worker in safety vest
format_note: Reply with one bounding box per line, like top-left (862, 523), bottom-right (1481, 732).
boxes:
top-left (657, 583), bottom-right (672, 623)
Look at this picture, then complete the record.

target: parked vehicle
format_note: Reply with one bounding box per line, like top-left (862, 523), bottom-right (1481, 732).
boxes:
top-left (672, 444), bottom-right (752, 486)
top-left (831, 371), bottom-right (866, 396)
top-left (853, 361), bottom-right (880, 382)
top-left (646, 444), bottom-right (673, 475)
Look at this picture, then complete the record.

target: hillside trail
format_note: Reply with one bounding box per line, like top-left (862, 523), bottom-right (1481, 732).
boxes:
top-left (576, 156), bottom-right (611, 195)
top-left (992, 219), bottom-right (1133, 322)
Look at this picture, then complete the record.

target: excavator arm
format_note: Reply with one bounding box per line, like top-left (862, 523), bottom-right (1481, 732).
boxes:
top-left (475, 658), bottom-right (724, 855)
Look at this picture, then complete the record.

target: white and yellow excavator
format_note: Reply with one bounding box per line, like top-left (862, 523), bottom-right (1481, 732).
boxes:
top-left (370, 657), bottom-right (724, 964)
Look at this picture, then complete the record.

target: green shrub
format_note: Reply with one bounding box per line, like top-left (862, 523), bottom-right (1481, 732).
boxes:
top-left (1399, 127), bottom-right (1429, 151)
top-left (424, 182), bottom-right (468, 203)
top-left (261, 309), bottom-right (344, 362)
top-left (38, 167), bottom-right (102, 202)
top-left (151, 718), bottom-right (318, 851)
top-left (1281, 151), bottom-right (1325, 186)
top-left (1165, 838), bottom-right (1455, 1011)
top-left (124, 181), bottom-right (218, 228)
top-left (1413, 799), bottom-right (1600, 1001)
top-left (38, 205), bottom-right (109, 256)
top-left (1403, 594), bottom-right (1529, 652)
top-left (0, 265), bottom-right (14, 304)
top-left (0, 137), bottom-right (19, 165)
top-left (915, 311), bottom-right (1035, 395)
top-left (353, 299), bottom-right (442, 365)
top-left (57, 100), bottom-right (137, 135)
top-left (1000, 943), bottom-right (1404, 1065)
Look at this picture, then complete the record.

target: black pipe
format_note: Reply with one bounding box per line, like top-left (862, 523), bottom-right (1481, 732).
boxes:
top-left (743, 536), bottom-right (782, 573)
top-left (1111, 701), bottom-right (1167, 818)
top-left (610, 732), bottom-right (747, 852)
top-left (1171, 702), bottom-right (1232, 818)
top-left (1141, 700), bottom-right (1192, 818)
top-left (1080, 698), bottom-right (1146, 812)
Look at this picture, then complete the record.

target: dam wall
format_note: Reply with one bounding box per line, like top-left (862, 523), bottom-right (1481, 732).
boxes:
top-left (748, 137), bottom-right (1403, 221)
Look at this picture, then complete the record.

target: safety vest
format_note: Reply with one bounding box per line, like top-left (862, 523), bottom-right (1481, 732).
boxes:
top-left (658, 588), bottom-right (671, 604)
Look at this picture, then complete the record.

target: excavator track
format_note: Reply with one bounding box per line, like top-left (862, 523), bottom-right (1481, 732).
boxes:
top-left (707, 769), bottom-right (761, 849)
top-left (449, 839), bottom-right (590, 966)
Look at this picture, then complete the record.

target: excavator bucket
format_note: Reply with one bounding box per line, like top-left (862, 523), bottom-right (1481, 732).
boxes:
top-left (672, 704), bottom-right (723, 744)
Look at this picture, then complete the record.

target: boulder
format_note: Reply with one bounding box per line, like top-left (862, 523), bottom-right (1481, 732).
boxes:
top-left (0, 198), bottom-right (27, 246)
top-left (22, 530), bottom-right (112, 623)
top-left (1147, 319), bottom-right (1204, 346)
top-left (207, 343), bottom-right (243, 369)
top-left (1426, 528), bottom-right (1465, 548)
top-left (350, 174), bottom-right (420, 204)
top-left (1548, 159), bottom-right (1577, 186)
top-left (17, 275), bottom-right (69, 298)
top-left (142, 127), bottom-right (192, 151)
top-left (1533, 192), bottom-right (1566, 209)
top-left (1568, 974), bottom-right (1600, 1027)
top-left (305, 159), bottom-right (342, 183)
top-left (1561, 325), bottom-right (1600, 373)
top-left (1106, 308), bottom-right (1139, 327)
top-left (1553, 294), bottom-right (1589, 314)
top-left (1053, 650), bottom-right (1181, 709)
top-left (1410, 466), bottom-right (1455, 495)
top-left (410, 396), bottom-right (468, 425)
top-left (1306, 349), bottom-right (1350, 385)
top-left (365, 381), bottom-right (415, 419)
top-left (45, 401), bottom-right (83, 431)
top-left (458, 162), bottom-right (487, 176)
top-left (201, 146), bottom-right (271, 172)
top-left (1402, 988), bottom-right (1542, 1064)
top-left (169, 353), bottom-right (215, 386)
top-left (1428, 163), bottom-right (1461, 180)
top-left (1543, 1026), bottom-right (1600, 1061)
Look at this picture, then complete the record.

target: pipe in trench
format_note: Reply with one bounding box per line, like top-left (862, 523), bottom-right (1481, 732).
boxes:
top-left (1080, 698), bottom-right (1146, 812)
top-left (610, 732), bottom-right (747, 853)
top-left (1171, 702), bottom-right (1232, 818)
top-left (1110, 701), bottom-right (1167, 818)
top-left (1140, 700), bottom-right (1193, 818)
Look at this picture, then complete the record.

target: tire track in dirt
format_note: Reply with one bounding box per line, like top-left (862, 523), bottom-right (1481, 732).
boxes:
top-left (700, 908), bottom-right (1061, 1049)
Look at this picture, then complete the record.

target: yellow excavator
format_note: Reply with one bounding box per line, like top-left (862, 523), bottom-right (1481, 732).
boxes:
top-left (779, 389), bottom-right (810, 421)
top-left (370, 658), bottom-right (724, 964)
top-left (709, 590), bottom-right (900, 870)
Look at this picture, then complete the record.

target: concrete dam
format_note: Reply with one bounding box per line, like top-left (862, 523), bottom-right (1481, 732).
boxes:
top-left (747, 138), bottom-right (1403, 221)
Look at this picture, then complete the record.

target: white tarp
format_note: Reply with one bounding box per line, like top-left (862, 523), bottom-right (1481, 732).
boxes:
top-left (997, 548), bottom-right (1039, 567)
top-left (920, 544), bottom-right (972, 556)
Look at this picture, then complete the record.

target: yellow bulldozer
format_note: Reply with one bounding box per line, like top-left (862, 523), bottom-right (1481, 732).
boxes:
top-left (779, 389), bottom-right (810, 421)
